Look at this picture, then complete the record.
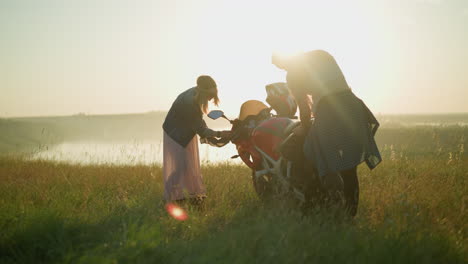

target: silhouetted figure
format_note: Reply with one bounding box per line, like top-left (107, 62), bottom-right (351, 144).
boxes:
top-left (273, 50), bottom-right (382, 216)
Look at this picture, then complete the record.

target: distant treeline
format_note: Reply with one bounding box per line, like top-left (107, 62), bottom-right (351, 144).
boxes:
top-left (0, 111), bottom-right (230, 154)
top-left (13, 112), bottom-right (168, 142)
top-left (0, 118), bottom-right (58, 154)
top-left (377, 113), bottom-right (468, 126)
top-left (1, 112), bottom-right (467, 156)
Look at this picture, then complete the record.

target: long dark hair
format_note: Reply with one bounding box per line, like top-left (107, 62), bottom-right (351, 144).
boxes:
top-left (195, 75), bottom-right (219, 114)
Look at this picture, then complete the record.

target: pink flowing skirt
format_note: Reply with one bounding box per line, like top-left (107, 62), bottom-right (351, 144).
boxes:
top-left (163, 132), bottom-right (206, 201)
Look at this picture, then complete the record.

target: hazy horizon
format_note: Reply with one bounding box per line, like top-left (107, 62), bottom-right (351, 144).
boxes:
top-left (1, 0), bottom-right (467, 118)
top-left (5, 109), bottom-right (468, 120)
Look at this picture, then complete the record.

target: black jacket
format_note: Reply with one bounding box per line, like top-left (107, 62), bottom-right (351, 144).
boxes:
top-left (162, 87), bottom-right (217, 147)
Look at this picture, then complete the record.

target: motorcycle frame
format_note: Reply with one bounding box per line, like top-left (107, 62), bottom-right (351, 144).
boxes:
top-left (252, 145), bottom-right (305, 203)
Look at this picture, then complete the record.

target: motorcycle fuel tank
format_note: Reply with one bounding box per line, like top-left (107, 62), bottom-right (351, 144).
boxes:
top-left (251, 117), bottom-right (297, 161)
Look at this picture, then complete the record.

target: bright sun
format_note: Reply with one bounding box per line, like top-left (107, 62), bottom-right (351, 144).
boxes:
top-left (194, 0), bottom-right (380, 116)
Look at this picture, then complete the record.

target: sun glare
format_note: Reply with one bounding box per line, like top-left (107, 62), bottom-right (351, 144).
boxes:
top-left (193, 0), bottom-right (382, 116)
top-left (166, 203), bottom-right (188, 221)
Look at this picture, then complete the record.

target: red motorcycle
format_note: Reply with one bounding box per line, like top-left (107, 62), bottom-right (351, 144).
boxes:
top-left (204, 84), bottom-right (361, 215)
top-left (203, 83), bottom-right (310, 204)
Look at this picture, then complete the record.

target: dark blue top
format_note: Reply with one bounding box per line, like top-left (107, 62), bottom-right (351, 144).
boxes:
top-left (303, 90), bottom-right (382, 178)
top-left (163, 87), bottom-right (217, 147)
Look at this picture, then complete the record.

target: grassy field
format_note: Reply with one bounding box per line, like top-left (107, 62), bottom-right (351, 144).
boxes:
top-left (0, 126), bottom-right (467, 263)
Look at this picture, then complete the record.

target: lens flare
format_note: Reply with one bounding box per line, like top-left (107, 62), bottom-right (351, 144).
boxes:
top-left (165, 203), bottom-right (188, 221)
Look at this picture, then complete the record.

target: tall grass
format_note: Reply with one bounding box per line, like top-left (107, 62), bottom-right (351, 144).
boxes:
top-left (0, 127), bottom-right (467, 263)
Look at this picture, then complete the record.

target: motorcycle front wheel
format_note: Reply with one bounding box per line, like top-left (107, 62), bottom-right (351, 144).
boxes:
top-left (251, 169), bottom-right (275, 201)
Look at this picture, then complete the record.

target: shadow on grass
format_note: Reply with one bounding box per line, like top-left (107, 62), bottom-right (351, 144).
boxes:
top-left (156, 204), bottom-right (465, 264)
top-left (1, 199), bottom-right (465, 264)
top-left (0, 197), bottom-right (168, 264)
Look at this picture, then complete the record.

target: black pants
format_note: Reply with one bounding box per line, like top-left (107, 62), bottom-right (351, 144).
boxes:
top-left (302, 164), bottom-right (359, 217)
top-left (340, 166), bottom-right (359, 217)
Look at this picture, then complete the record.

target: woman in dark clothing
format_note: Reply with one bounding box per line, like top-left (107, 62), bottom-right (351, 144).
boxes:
top-left (273, 50), bottom-right (382, 216)
top-left (162, 75), bottom-right (231, 202)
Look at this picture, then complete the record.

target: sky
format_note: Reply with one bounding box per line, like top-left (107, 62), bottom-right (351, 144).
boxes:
top-left (1, 0), bottom-right (467, 117)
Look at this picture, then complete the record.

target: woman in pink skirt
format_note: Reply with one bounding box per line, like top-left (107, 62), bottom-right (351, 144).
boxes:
top-left (162, 75), bottom-right (231, 202)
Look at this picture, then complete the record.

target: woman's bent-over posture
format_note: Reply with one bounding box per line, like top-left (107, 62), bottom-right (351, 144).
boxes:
top-left (162, 75), bottom-right (230, 202)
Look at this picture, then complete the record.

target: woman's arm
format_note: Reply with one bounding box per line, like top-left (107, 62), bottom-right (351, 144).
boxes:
top-left (193, 118), bottom-right (232, 138)
top-left (193, 118), bottom-right (218, 138)
top-left (298, 97), bottom-right (312, 130)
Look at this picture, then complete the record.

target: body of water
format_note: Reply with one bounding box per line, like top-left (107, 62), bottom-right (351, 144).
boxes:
top-left (32, 140), bottom-right (241, 165)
